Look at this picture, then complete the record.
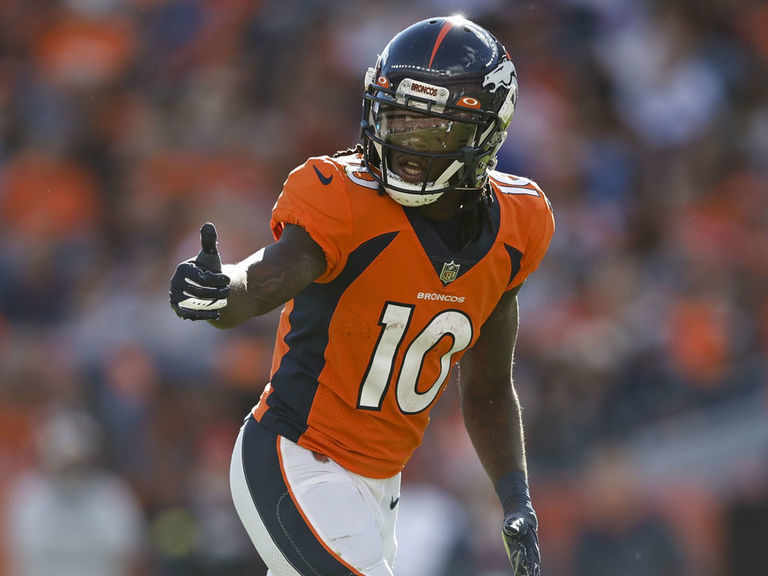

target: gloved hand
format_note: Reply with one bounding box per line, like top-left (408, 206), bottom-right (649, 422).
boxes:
top-left (170, 222), bottom-right (230, 320)
top-left (503, 513), bottom-right (540, 576)
top-left (496, 471), bottom-right (541, 576)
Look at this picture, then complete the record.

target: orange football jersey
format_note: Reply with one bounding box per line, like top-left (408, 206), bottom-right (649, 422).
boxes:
top-left (252, 152), bottom-right (554, 478)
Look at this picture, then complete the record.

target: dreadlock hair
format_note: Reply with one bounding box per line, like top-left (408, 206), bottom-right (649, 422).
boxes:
top-left (331, 144), bottom-right (365, 158)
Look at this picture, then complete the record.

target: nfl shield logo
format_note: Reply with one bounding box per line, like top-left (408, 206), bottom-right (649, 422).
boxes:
top-left (440, 260), bottom-right (460, 284)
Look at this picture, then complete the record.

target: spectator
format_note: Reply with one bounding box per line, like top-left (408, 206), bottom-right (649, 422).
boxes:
top-left (4, 409), bottom-right (145, 576)
top-left (572, 445), bottom-right (685, 576)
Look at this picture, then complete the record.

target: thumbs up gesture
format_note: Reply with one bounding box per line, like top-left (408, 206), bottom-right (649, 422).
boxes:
top-left (170, 222), bottom-right (231, 320)
top-left (196, 222), bottom-right (222, 272)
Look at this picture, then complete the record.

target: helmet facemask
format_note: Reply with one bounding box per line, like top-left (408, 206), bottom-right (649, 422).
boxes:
top-left (362, 74), bottom-right (515, 207)
top-left (359, 16), bottom-right (518, 207)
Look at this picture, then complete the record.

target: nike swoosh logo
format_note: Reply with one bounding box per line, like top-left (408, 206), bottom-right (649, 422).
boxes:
top-left (313, 165), bottom-right (333, 185)
top-left (390, 496), bottom-right (400, 510)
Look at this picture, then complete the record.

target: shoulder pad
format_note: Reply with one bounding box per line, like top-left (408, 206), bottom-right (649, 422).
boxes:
top-left (489, 171), bottom-right (543, 197)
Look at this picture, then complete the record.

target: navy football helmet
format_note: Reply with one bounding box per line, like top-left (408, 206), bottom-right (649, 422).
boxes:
top-left (361, 16), bottom-right (518, 207)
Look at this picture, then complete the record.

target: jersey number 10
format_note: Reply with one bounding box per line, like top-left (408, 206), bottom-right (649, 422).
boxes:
top-left (357, 302), bottom-right (473, 414)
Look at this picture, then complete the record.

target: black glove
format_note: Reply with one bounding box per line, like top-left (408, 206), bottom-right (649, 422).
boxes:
top-left (496, 471), bottom-right (541, 576)
top-left (170, 222), bottom-right (230, 320)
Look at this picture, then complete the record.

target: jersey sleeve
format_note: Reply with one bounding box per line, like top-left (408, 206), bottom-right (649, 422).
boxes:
top-left (270, 157), bottom-right (353, 282)
top-left (509, 187), bottom-right (555, 288)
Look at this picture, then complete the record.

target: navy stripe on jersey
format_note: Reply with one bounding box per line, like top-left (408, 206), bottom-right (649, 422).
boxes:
top-left (262, 232), bottom-right (400, 442)
top-left (240, 417), bottom-right (357, 576)
top-left (504, 244), bottom-right (523, 286)
top-left (402, 193), bottom-right (501, 284)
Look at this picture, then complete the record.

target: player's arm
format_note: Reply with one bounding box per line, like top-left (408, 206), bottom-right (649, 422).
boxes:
top-left (170, 223), bottom-right (326, 328)
top-left (458, 284), bottom-right (526, 480)
top-left (216, 223), bottom-right (326, 328)
top-left (457, 284), bottom-right (540, 576)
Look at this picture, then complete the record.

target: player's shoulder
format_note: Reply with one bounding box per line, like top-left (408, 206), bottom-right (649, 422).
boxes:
top-left (289, 150), bottom-right (380, 193)
top-left (489, 170), bottom-right (550, 206)
top-left (489, 170), bottom-right (554, 222)
top-left (288, 155), bottom-right (344, 189)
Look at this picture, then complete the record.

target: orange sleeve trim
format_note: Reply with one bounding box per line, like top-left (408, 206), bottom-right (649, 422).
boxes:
top-left (507, 194), bottom-right (555, 289)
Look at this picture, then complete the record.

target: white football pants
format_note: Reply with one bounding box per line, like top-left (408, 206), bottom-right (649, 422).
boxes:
top-left (230, 416), bottom-right (400, 576)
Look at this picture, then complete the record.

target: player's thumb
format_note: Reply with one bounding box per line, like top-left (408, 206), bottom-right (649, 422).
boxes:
top-left (195, 222), bottom-right (222, 272)
top-left (503, 517), bottom-right (528, 539)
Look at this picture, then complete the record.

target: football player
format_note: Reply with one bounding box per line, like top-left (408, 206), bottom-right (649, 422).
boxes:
top-left (170, 15), bottom-right (553, 576)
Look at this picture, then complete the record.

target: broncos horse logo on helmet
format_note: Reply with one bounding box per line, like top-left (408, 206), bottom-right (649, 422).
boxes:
top-left (360, 15), bottom-right (518, 207)
top-left (484, 60), bottom-right (517, 93)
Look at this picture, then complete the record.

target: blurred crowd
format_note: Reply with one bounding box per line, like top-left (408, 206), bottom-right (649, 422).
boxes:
top-left (1, 0), bottom-right (767, 575)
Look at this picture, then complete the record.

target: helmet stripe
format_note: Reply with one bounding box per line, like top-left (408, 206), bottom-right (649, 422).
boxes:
top-left (428, 20), bottom-right (455, 69)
